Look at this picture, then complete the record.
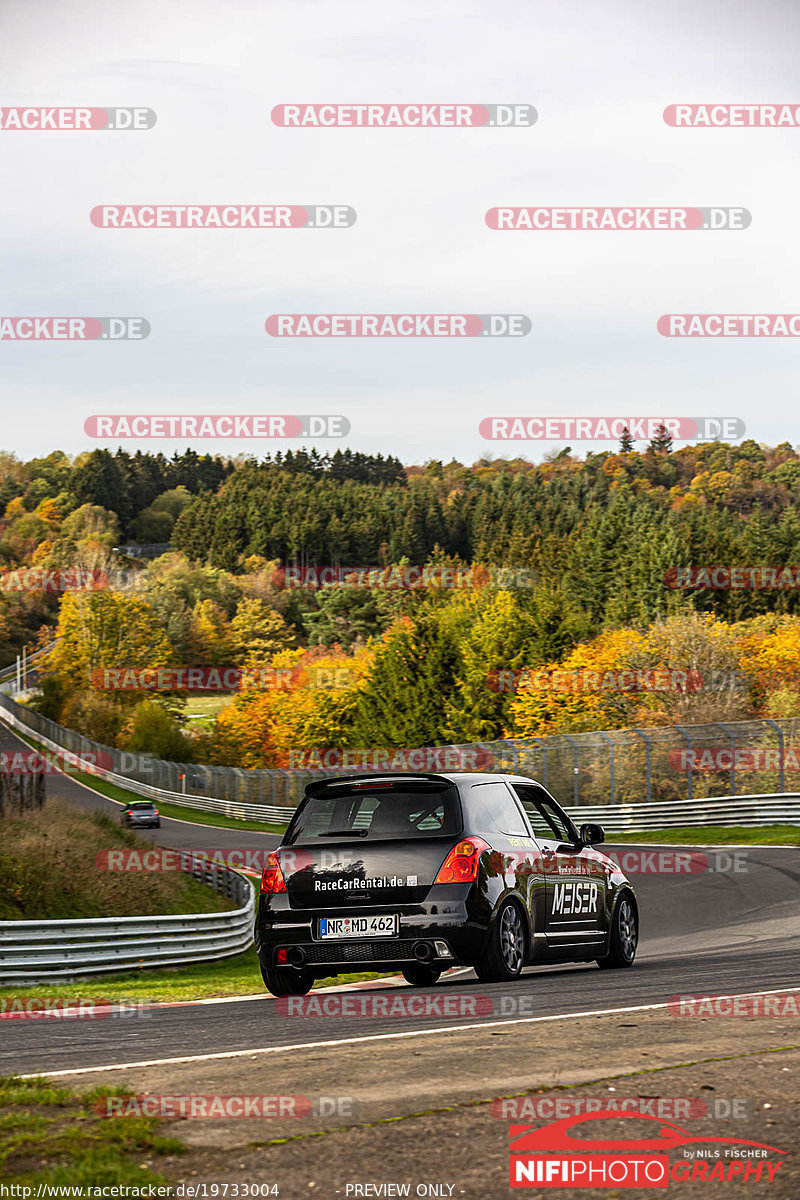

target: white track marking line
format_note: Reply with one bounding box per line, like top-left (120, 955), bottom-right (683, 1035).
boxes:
top-left (23, 985), bottom-right (800, 1079)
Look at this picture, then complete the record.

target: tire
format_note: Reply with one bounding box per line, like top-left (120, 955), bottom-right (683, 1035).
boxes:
top-left (260, 964), bottom-right (314, 997)
top-left (597, 893), bottom-right (638, 969)
top-left (474, 899), bottom-right (527, 983)
top-left (155, 820), bottom-right (161, 828)
top-left (401, 964), bottom-right (442, 987)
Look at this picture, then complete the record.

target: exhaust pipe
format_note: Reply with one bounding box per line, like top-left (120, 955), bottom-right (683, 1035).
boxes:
top-left (412, 941), bottom-right (433, 962)
top-left (288, 947), bottom-right (306, 968)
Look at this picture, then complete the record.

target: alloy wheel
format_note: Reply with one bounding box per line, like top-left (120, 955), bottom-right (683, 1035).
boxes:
top-left (500, 904), bottom-right (524, 973)
top-left (617, 898), bottom-right (638, 960)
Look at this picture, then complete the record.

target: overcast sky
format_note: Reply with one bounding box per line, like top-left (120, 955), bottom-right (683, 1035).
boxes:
top-left (1, 0), bottom-right (799, 465)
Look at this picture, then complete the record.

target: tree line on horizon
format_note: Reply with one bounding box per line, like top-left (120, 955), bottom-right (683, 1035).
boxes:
top-left (3, 436), bottom-right (800, 777)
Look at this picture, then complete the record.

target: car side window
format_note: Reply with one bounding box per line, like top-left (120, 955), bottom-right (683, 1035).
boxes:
top-left (513, 784), bottom-right (573, 843)
top-left (539, 799), bottom-right (573, 843)
top-left (470, 782), bottom-right (529, 836)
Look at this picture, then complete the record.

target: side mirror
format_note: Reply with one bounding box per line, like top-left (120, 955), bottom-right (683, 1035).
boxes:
top-left (579, 822), bottom-right (605, 846)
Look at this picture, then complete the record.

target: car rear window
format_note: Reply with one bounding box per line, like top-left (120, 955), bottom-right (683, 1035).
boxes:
top-left (284, 782), bottom-right (462, 844)
top-left (130, 802), bottom-right (154, 810)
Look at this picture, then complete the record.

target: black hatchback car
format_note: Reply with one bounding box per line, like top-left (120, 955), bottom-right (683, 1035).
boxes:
top-left (255, 772), bottom-right (638, 996)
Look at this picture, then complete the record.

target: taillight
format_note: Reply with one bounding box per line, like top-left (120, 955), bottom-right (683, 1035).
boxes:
top-left (261, 851), bottom-right (287, 894)
top-left (153, 809), bottom-right (159, 815)
top-left (434, 838), bottom-right (489, 884)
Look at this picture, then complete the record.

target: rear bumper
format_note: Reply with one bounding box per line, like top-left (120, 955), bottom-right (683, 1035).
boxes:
top-left (255, 893), bottom-right (490, 973)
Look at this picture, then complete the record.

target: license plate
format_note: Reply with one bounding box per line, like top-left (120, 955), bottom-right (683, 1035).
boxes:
top-left (318, 915), bottom-right (398, 939)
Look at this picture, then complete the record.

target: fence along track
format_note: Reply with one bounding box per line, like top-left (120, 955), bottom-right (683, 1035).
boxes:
top-left (1, 693), bottom-right (799, 832)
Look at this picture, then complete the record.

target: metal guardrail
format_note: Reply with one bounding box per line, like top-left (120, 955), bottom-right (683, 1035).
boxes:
top-left (0, 700), bottom-right (296, 823)
top-left (570, 793), bottom-right (800, 833)
top-left (0, 643), bottom-right (51, 693)
top-left (0, 862), bottom-right (255, 984)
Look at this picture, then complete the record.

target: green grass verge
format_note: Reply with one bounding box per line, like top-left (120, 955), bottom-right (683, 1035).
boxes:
top-left (0, 1074), bottom-right (184, 1189)
top-left (608, 824), bottom-right (800, 844)
top-left (0, 947), bottom-right (397, 1003)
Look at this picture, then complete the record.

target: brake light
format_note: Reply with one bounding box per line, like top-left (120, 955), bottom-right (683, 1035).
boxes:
top-left (434, 838), bottom-right (489, 884)
top-left (153, 809), bottom-right (159, 815)
top-left (261, 851), bottom-right (287, 894)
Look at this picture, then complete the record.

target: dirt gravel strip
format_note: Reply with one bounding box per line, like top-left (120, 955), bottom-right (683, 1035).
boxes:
top-left (52, 1008), bottom-right (799, 1199)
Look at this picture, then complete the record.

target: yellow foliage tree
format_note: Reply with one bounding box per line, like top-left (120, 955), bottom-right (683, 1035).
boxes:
top-left (208, 644), bottom-right (373, 768)
top-left (508, 628), bottom-right (648, 736)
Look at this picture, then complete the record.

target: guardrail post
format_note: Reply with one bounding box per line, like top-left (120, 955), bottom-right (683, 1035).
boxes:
top-left (597, 732), bottom-right (615, 804)
top-left (500, 740), bottom-right (518, 773)
top-left (717, 722), bottom-right (736, 796)
top-left (763, 719), bottom-right (786, 793)
top-left (675, 725), bottom-right (693, 801)
top-left (531, 737), bottom-right (548, 790)
top-left (562, 734), bottom-right (580, 806)
top-left (632, 729), bottom-right (652, 802)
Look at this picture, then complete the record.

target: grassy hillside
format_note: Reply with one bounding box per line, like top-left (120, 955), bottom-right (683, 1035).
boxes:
top-left (0, 800), bottom-right (233, 920)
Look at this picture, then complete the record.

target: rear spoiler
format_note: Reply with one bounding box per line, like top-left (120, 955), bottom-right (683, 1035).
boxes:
top-left (305, 772), bottom-right (452, 796)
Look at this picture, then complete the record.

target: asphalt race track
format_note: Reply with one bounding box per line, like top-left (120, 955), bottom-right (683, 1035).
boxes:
top-left (2, 720), bottom-right (799, 1080)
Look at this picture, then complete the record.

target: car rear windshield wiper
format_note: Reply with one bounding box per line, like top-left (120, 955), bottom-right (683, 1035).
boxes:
top-left (317, 828), bottom-right (369, 837)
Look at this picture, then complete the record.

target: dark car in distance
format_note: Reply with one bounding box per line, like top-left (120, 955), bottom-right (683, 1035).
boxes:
top-left (120, 801), bottom-right (161, 829)
top-left (255, 772), bottom-right (638, 997)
